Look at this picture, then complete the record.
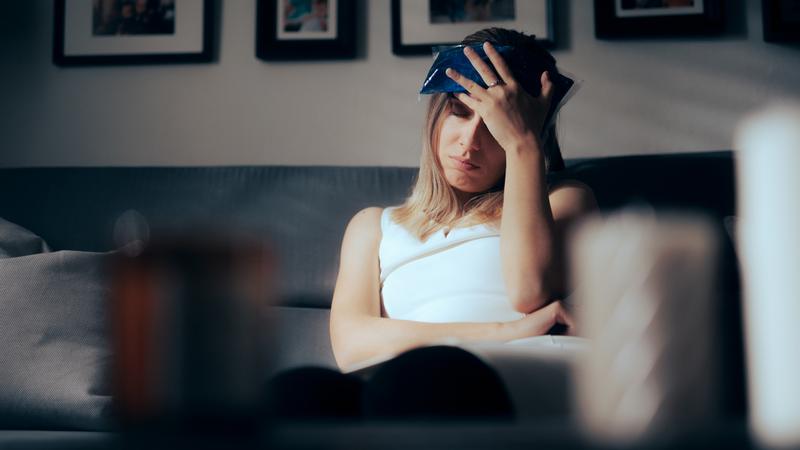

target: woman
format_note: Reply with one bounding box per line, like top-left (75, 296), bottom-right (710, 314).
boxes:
top-left (269, 28), bottom-right (598, 421)
top-left (330, 28), bottom-right (597, 373)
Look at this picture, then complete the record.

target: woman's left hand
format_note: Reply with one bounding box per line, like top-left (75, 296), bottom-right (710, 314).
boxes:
top-left (445, 41), bottom-right (554, 154)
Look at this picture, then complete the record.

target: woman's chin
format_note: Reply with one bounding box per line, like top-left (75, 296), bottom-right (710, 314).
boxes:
top-left (445, 170), bottom-right (495, 194)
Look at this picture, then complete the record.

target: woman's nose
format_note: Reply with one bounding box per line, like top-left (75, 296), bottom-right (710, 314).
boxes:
top-left (460, 117), bottom-right (485, 151)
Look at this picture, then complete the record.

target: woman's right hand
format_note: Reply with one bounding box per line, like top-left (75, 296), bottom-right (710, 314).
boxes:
top-left (505, 300), bottom-right (577, 340)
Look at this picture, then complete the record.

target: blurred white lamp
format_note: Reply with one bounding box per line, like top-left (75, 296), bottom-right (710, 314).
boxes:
top-left (735, 103), bottom-right (800, 448)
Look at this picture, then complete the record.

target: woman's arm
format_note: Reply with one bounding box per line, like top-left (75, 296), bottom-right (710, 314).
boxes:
top-left (500, 154), bottom-right (600, 312)
top-left (329, 207), bottom-right (572, 372)
top-left (444, 43), bottom-right (598, 313)
top-left (500, 138), bottom-right (555, 313)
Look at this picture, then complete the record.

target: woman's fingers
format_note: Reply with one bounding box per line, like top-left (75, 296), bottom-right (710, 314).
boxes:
top-left (553, 300), bottom-right (578, 335)
top-left (463, 46), bottom-right (500, 87)
top-left (445, 68), bottom-right (484, 97)
top-left (483, 42), bottom-right (516, 87)
top-left (510, 298), bottom-right (583, 340)
top-left (520, 310), bottom-right (554, 336)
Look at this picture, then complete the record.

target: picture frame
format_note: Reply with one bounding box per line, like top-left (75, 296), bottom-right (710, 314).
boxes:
top-left (594, 0), bottom-right (724, 39)
top-left (256, 0), bottom-right (356, 61)
top-left (53, 0), bottom-right (214, 66)
top-left (762, 0), bottom-right (800, 43)
top-left (391, 0), bottom-right (554, 56)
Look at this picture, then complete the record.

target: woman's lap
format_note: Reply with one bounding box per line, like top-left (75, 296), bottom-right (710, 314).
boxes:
top-left (267, 366), bottom-right (364, 419)
top-left (267, 346), bottom-right (513, 420)
top-left (361, 345), bottom-right (513, 419)
top-left (266, 341), bottom-right (586, 420)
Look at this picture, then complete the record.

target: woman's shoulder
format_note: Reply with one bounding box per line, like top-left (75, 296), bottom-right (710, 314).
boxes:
top-left (547, 179), bottom-right (599, 218)
top-left (348, 206), bottom-right (384, 226)
top-left (549, 179), bottom-right (595, 202)
top-left (343, 207), bottom-right (384, 238)
top-left (339, 207), bottom-right (385, 257)
top-left (548, 178), bottom-right (593, 194)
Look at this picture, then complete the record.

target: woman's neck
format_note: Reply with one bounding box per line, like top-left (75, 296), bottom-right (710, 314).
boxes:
top-left (454, 190), bottom-right (474, 209)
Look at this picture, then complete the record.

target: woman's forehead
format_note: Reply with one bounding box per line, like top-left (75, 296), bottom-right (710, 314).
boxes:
top-left (446, 93), bottom-right (471, 109)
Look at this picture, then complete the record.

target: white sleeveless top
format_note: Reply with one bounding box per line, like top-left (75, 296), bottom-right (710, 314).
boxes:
top-left (379, 206), bottom-right (525, 323)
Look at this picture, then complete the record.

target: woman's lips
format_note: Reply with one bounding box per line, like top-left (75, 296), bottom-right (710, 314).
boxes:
top-left (450, 156), bottom-right (479, 171)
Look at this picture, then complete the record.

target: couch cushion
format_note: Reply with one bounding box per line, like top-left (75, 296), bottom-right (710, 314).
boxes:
top-left (268, 306), bottom-right (337, 373)
top-left (0, 217), bottom-right (50, 258)
top-left (0, 251), bottom-right (113, 431)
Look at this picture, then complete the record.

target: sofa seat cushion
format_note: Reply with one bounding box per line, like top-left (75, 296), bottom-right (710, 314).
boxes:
top-left (268, 306), bottom-right (337, 374)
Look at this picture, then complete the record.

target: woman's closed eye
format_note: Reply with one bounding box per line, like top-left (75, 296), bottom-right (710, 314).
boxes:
top-left (449, 100), bottom-right (473, 118)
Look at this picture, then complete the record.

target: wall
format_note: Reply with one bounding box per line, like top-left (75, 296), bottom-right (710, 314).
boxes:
top-left (0, 0), bottom-right (798, 167)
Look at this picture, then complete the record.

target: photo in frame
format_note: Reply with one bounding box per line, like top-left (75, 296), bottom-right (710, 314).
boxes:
top-left (594, 0), bottom-right (724, 38)
top-left (391, 0), bottom-right (554, 56)
top-left (53, 0), bottom-right (214, 66)
top-left (256, 0), bottom-right (356, 60)
top-left (762, 0), bottom-right (800, 43)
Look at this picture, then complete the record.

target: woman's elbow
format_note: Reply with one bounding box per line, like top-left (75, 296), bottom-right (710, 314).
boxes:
top-left (330, 333), bottom-right (354, 371)
top-left (332, 347), bottom-right (359, 372)
top-left (330, 316), bottom-right (369, 371)
top-left (330, 335), bottom-right (359, 371)
top-left (508, 284), bottom-right (550, 314)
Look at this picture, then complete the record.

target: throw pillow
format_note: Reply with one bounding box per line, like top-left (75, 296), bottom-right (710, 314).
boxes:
top-left (0, 217), bottom-right (51, 258)
top-left (0, 250), bottom-right (114, 431)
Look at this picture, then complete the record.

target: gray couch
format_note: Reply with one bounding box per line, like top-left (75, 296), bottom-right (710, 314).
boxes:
top-left (0, 151), bottom-right (746, 447)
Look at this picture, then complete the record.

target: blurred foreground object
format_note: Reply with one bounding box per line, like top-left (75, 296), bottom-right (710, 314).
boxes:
top-left (735, 103), bottom-right (800, 449)
top-left (111, 230), bottom-right (276, 431)
top-left (571, 210), bottom-right (722, 446)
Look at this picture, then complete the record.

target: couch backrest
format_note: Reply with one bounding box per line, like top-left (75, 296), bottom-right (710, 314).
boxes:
top-left (0, 151), bottom-right (735, 309)
top-left (566, 150), bottom-right (735, 217)
top-left (0, 166), bottom-right (416, 308)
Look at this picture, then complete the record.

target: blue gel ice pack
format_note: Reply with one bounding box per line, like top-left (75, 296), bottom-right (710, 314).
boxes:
top-left (420, 44), bottom-right (515, 94)
top-left (419, 43), bottom-right (574, 121)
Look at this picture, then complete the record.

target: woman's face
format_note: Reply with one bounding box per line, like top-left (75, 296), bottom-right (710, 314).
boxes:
top-left (436, 95), bottom-right (506, 203)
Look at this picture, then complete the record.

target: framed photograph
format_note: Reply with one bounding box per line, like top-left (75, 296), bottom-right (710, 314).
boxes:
top-left (53, 0), bottom-right (214, 66)
top-left (594, 0), bottom-right (724, 38)
top-left (256, 0), bottom-right (356, 60)
top-left (391, 0), bottom-right (554, 56)
top-left (763, 0), bottom-right (800, 42)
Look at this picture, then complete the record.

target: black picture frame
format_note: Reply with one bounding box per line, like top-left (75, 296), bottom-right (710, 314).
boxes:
top-left (53, 0), bottom-right (214, 66)
top-left (391, 0), bottom-right (554, 56)
top-left (256, 0), bottom-right (356, 61)
top-left (763, 0), bottom-right (800, 42)
top-left (594, 0), bottom-right (723, 39)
